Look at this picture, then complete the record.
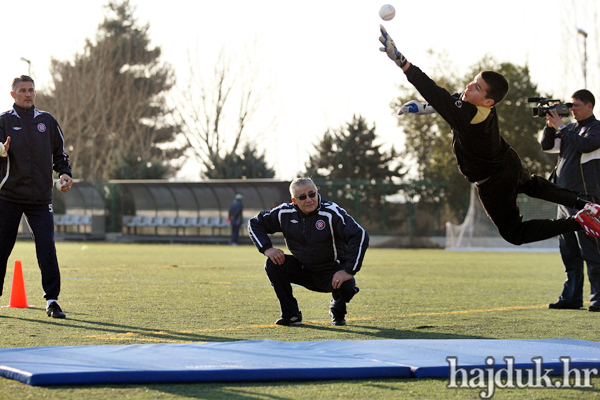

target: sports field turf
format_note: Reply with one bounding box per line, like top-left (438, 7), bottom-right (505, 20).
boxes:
top-left (1, 242), bottom-right (599, 399)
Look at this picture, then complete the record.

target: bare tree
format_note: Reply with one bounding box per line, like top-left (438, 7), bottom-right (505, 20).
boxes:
top-left (172, 40), bottom-right (278, 178)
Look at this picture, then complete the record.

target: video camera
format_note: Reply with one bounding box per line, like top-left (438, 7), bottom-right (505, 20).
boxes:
top-left (527, 97), bottom-right (572, 118)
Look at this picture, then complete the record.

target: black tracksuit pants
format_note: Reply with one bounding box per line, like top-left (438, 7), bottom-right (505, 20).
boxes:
top-left (265, 255), bottom-right (356, 319)
top-left (556, 204), bottom-right (600, 307)
top-left (0, 199), bottom-right (61, 300)
top-left (476, 148), bottom-right (583, 246)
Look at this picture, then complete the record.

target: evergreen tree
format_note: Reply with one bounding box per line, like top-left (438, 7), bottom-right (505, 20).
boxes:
top-left (204, 144), bottom-right (275, 179)
top-left (305, 115), bottom-right (404, 225)
top-left (36, 0), bottom-right (183, 181)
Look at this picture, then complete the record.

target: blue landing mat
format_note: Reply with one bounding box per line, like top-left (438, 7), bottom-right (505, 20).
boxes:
top-left (1, 339), bottom-right (599, 386)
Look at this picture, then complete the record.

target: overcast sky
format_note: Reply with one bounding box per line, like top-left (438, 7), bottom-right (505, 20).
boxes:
top-left (0, 0), bottom-right (597, 180)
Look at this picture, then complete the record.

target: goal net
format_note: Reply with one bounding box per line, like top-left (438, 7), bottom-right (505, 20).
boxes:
top-left (445, 184), bottom-right (560, 252)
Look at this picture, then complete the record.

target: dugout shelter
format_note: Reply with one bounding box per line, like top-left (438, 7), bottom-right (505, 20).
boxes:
top-left (114, 179), bottom-right (291, 239)
top-left (52, 180), bottom-right (106, 239)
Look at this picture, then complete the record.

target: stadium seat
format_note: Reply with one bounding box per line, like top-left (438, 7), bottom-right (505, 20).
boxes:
top-left (171, 217), bottom-right (186, 235)
top-left (124, 215), bottom-right (142, 234)
top-left (173, 216), bottom-right (186, 226)
top-left (193, 216), bottom-right (210, 235)
top-left (152, 217), bottom-right (164, 235)
top-left (138, 216), bottom-right (155, 227)
top-left (196, 216), bottom-right (210, 227)
top-left (80, 215), bottom-right (92, 226)
top-left (160, 217), bottom-right (177, 234)
top-left (63, 214), bottom-right (82, 233)
top-left (206, 216), bottom-right (221, 235)
top-left (162, 216), bottom-right (174, 226)
top-left (204, 216), bottom-right (230, 236)
top-left (182, 217), bottom-right (198, 235)
top-left (135, 216), bottom-right (156, 235)
top-left (53, 214), bottom-right (66, 232)
top-left (159, 216), bottom-right (173, 226)
top-left (80, 215), bottom-right (92, 233)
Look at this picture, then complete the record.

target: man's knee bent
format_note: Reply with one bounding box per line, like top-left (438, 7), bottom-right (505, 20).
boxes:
top-left (264, 256), bottom-right (295, 278)
top-left (264, 258), bottom-right (279, 276)
top-left (338, 278), bottom-right (357, 302)
top-left (498, 228), bottom-right (525, 246)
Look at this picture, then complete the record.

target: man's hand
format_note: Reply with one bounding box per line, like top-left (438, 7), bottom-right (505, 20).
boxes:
top-left (57, 175), bottom-right (74, 193)
top-left (379, 25), bottom-right (408, 68)
top-left (398, 100), bottom-right (436, 115)
top-left (332, 270), bottom-right (353, 290)
top-left (264, 247), bottom-right (285, 265)
top-left (0, 136), bottom-right (10, 157)
top-left (546, 109), bottom-right (564, 130)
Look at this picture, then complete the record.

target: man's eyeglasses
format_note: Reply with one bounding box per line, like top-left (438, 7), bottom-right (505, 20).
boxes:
top-left (295, 191), bottom-right (317, 201)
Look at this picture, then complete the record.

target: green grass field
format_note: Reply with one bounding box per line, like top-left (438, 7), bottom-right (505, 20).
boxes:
top-left (1, 242), bottom-right (599, 399)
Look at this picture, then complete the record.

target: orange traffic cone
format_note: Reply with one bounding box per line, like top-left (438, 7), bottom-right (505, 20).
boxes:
top-left (2, 260), bottom-right (34, 308)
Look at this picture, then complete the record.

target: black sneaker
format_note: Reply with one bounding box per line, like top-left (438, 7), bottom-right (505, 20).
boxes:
top-left (329, 310), bottom-right (346, 326)
top-left (589, 304), bottom-right (600, 312)
top-left (275, 312), bottom-right (302, 326)
top-left (46, 302), bottom-right (66, 319)
top-left (548, 301), bottom-right (583, 310)
top-left (329, 299), bottom-right (346, 326)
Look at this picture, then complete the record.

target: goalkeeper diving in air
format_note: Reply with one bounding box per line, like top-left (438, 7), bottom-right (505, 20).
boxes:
top-left (378, 25), bottom-right (600, 244)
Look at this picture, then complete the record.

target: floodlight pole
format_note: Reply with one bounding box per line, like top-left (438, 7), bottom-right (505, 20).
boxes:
top-left (20, 57), bottom-right (31, 76)
top-left (577, 28), bottom-right (588, 89)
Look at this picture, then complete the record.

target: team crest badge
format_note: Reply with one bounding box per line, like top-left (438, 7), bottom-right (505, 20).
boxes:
top-left (37, 123), bottom-right (46, 132)
top-left (315, 220), bottom-right (326, 230)
top-left (455, 100), bottom-right (463, 108)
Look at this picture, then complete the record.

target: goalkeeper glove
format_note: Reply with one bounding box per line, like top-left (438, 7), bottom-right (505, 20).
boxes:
top-left (379, 25), bottom-right (407, 68)
top-left (397, 100), bottom-right (436, 115)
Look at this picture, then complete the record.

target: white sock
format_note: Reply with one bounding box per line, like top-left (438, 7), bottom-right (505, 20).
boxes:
top-left (47, 300), bottom-right (58, 307)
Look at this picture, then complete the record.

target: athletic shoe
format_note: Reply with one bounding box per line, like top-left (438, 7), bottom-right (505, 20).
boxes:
top-left (46, 302), bottom-right (66, 319)
top-left (328, 310), bottom-right (346, 326)
top-left (584, 203), bottom-right (600, 216)
top-left (329, 299), bottom-right (346, 326)
top-left (588, 304), bottom-right (600, 312)
top-left (548, 301), bottom-right (582, 310)
top-left (275, 312), bottom-right (302, 326)
top-left (575, 208), bottom-right (600, 237)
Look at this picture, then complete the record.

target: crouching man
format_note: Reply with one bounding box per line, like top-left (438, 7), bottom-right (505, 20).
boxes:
top-left (248, 178), bottom-right (369, 326)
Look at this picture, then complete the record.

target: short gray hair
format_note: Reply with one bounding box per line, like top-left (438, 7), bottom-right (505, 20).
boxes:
top-left (289, 177), bottom-right (317, 197)
top-left (12, 75), bottom-right (35, 93)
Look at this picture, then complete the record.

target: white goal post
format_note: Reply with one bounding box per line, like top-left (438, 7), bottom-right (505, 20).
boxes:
top-left (445, 184), bottom-right (559, 252)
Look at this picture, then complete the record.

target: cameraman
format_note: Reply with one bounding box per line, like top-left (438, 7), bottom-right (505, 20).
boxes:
top-left (542, 89), bottom-right (600, 311)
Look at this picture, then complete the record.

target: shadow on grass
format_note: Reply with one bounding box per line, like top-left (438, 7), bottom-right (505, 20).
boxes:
top-left (41, 379), bottom-right (423, 400)
top-left (1, 315), bottom-right (239, 343)
top-left (35, 374), bottom-right (600, 399)
top-left (293, 322), bottom-right (490, 340)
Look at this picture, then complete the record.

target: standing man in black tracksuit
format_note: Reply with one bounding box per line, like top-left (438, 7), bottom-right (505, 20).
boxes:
top-left (0, 75), bottom-right (73, 319)
top-left (228, 193), bottom-right (244, 246)
top-left (542, 89), bottom-right (600, 311)
top-left (248, 178), bottom-right (369, 326)
top-left (378, 25), bottom-right (600, 247)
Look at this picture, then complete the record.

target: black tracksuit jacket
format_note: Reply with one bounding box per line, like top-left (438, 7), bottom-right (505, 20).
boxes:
top-left (248, 196), bottom-right (369, 275)
top-left (541, 115), bottom-right (600, 199)
top-left (0, 104), bottom-right (71, 205)
top-left (405, 64), bottom-right (511, 182)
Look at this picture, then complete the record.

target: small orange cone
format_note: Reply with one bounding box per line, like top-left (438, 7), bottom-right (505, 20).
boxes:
top-left (2, 260), bottom-right (34, 308)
